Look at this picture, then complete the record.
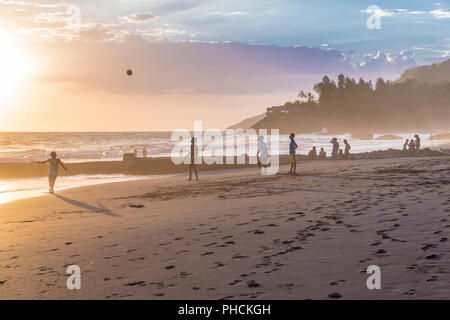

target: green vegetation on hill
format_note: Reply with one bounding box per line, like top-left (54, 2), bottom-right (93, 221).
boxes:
top-left (398, 58), bottom-right (450, 84)
top-left (252, 64), bottom-right (450, 134)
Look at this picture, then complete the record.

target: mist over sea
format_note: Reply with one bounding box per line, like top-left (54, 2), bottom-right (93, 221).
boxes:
top-left (0, 131), bottom-right (446, 163)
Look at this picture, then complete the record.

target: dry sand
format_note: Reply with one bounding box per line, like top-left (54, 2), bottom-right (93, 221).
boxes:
top-left (0, 156), bottom-right (449, 299)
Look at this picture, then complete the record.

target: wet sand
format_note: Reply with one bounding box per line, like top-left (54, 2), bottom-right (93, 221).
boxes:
top-left (0, 156), bottom-right (449, 299)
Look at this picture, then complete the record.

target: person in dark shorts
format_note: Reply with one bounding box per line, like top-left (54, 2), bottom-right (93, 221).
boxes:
top-left (189, 137), bottom-right (199, 180)
top-left (288, 133), bottom-right (297, 174)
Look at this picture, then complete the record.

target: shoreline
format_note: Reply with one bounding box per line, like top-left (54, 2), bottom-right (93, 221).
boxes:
top-left (0, 150), bottom-right (448, 205)
top-left (0, 148), bottom-right (447, 179)
top-left (0, 152), bottom-right (448, 206)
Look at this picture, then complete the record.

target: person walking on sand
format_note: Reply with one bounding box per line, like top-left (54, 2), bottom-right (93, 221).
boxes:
top-left (188, 137), bottom-right (199, 181)
top-left (288, 133), bottom-right (297, 174)
top-left (343, 139), bottom-right (351, 159)
top-left (38, 151), bottom-right (68, 194)
top-left (142, 148), bottom-right (148, 158)
top-left (331, 138), bottom-right (339, 160)
top-left (257, 135), bottom-right (269, 174)
top-left (133, 148), bottom-right (138, 157)
top-left (414, 135), bottom-right (421, 151)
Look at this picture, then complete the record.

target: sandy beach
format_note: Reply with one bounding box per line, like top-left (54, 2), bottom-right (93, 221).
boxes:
top-left (0, 155), bottom-right (449, 299)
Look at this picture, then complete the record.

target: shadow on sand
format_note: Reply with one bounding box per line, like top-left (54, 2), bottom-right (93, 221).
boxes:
top-left (55, 194), bottom-right (119, 217)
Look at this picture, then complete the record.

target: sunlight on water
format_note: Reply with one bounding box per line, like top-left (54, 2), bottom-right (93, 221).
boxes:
top-left (0, 174), bottom-right (172, 205)
top-left (0, 132), bottom-right (448, 163)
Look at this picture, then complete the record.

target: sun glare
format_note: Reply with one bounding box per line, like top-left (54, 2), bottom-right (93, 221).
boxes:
top-left (0, 30), bottom-right (36, 105)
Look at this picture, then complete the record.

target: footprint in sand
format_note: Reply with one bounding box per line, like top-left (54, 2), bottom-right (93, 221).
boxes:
top-left (404, 289), bottom-right (416, 296)
top-left (247, 280), bottom-right (261, 288)
top-left (328, 292), bottom-right (342, 299)
top-left (124, 280), bottom-right (146, 287)
top-left (153, 293), bottom-right (165, 297)
top-left (330, 280), bottom-right (346, 286)
top-left (250, 229), bottom-right (264, 234)
top-left (421, 244), bottom-right (438, 251)
top-left (129, 204), bottom-right (144, 208)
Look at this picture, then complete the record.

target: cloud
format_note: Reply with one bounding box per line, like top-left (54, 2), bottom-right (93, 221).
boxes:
top-left (120, 13), bottom-right (155, 24)
top-left (430, 8), bottom-right (450, 19)
top-left (0, 0), bottom-right (67, 8)
top-left (151, 0), bottom-right (202, 16)
top-left (207, 11), bottom-right (246, 17)
top-left (358, 50), bottom-right (416, 79)
top-left (361, 7), bottom-right (425, 17)
top-left (30, 39), bottom-right (417, 95)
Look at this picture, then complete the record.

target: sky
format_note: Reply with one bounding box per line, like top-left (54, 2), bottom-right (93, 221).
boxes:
top-left (0, 0), bottom-right (449, 131)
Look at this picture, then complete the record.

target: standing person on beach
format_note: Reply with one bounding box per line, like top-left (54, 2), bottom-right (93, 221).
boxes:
top-left (37, 151), bottom-right (68, 194)
top-left (330, 138), bottom-right (339, 160)
top-left (257, 135), bottom-right (269, 174)
top-left (288, 133), bottom-right (297, 174)
top-left (142, 148), bottom-right (148, 158)
top-left (414, 135), bottom-right (421, 151)
top-left (188, 137), bottom-right (199, 181)
top-left (343, 139), bottom-right (351, 159)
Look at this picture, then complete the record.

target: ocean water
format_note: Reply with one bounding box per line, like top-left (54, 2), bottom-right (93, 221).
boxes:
top-left (0, 131), bottom-right (447, 163)
top-left (0, 132), bottom-right (447, 204)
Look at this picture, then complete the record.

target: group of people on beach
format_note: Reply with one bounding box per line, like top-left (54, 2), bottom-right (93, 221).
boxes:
top-left (403, 135), bottom-right (421, 155)
top-left (284, 134), bottom-right (352, 174)
top-left (133, 148), bottom-right (148, 158)
top-left (37, 133), bottom-right (425, 193)
top-left (306, 138), bottom-right (351, 161)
